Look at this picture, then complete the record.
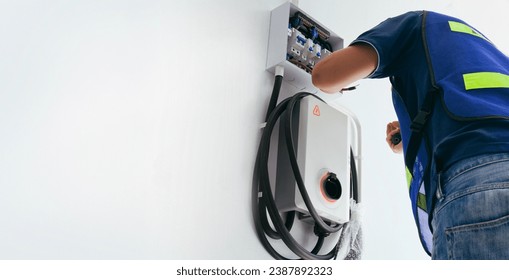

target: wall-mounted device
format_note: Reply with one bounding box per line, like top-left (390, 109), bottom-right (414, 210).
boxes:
top-left (266, 2), bottom-right (344, 90)
top-left (275, 96), bottom-right (351, 224)
top-left (253, 2), bottom-right (361, 260)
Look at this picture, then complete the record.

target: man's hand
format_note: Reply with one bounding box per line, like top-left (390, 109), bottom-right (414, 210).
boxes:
top-left (386, 121), bottom-right (403, 154)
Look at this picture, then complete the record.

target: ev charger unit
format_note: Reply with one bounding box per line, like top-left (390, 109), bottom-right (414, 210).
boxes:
top-left (275, 97), bottom-right (351, 224)
top-left (253, 1), bottom-right (362, 260)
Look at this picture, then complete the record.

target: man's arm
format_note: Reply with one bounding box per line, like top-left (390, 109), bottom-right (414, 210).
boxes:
top-left (311, 43), bottom-right (378, 93)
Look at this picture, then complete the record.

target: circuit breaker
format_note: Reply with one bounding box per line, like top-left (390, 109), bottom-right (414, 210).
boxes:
top-left (266, 2), bottom-right (344, 90)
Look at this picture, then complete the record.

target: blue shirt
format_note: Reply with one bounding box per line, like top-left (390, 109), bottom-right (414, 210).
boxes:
top-left (352, 11), bottom-right (509, 218)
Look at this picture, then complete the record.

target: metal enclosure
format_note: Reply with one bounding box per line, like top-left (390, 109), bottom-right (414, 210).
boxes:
top-left (266, 2), bottom-right (344, 90)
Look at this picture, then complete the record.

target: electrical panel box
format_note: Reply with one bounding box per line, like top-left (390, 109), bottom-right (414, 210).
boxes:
top-left (275, 96), bottom-right (351, 224)
top-left (266, 2), bottom-right (344, 90)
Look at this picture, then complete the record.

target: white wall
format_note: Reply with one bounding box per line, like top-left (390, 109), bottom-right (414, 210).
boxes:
top-left (0, 0), bottom-right (508, 260)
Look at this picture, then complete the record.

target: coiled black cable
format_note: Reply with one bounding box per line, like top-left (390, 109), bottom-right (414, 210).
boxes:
top-left (252, 74), bottom-right (359, 260)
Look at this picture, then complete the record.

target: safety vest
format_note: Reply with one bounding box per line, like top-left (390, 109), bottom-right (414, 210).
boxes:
top-left (395, 11), bottom-right (509, 255)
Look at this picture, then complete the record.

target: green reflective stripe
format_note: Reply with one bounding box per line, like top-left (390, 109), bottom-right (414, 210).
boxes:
top-left (449, 21), bottom-right (488, 41)
top-left (417, 193), bottom-right (427, 212)
top-left (406, 168), bottom-right (427, 212)
top-left (463, 72), bottom-right (509, 90)
top-left (405, 167), bottom-right (413, 189)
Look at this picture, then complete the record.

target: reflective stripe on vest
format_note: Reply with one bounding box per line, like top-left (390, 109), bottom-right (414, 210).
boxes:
top-left (405, 167), bottom-right (412, 187)
top-left (448, 21), bottom-right (489, 41)
top-left (464, 72), bottom-right (509, 90)
top-left (405, 167), bottom-right (427, 212)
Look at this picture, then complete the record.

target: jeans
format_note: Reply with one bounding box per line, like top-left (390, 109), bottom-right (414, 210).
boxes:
top-left (431, 153), bottom-right (509, 260)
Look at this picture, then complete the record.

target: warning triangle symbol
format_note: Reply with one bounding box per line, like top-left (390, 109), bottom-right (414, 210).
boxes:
top-left (313, 105), bottom-right (320, 116)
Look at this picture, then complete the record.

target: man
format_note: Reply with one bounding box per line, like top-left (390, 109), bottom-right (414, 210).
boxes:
top-left (312, 11), bottom-right (509, 259)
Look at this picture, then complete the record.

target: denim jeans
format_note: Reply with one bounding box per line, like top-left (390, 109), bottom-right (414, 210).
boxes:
top-left (431, 153), bottom-right (509, 260)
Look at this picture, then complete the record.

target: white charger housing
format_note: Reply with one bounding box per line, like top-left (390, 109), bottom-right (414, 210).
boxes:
top-left (275, 96), bottom-right (351, 224)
